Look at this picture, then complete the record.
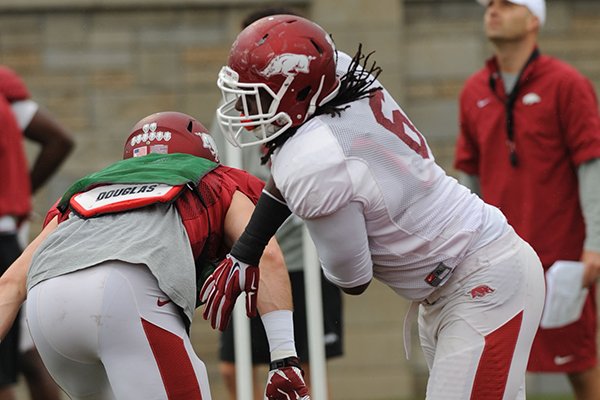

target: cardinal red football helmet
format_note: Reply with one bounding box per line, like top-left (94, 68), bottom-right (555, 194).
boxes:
top-left (217, 15), bottom-right (340, 147)
top-left (123, 111), bottom-right (219, 162)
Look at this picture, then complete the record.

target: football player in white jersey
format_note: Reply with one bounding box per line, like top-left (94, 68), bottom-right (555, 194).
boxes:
top-left (200, 15), bottom-right (546, 400)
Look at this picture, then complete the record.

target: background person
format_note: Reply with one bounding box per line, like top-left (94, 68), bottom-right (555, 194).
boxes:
top-left (454, 1), bottom-right (600, 399)
top-left (0, 65), bottom-right (74, 400)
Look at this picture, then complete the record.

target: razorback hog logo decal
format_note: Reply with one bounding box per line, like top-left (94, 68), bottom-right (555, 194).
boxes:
top-left (260, 54), bottom-right (316, 78)
top-left (469, 285), bottom-right (495, 299)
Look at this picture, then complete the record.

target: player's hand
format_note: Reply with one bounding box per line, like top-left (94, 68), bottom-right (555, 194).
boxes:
top-left (264, 357), bottom-right (310, 400)
top-left (199, 254), bottom-right (259, 331)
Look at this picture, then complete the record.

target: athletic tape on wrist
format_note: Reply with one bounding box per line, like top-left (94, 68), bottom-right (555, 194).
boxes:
top-left (262, 310), bottom-right (297, 362)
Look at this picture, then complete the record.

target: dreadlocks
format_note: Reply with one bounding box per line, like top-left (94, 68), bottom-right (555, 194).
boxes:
top-left (317, 44), bottom-right (383, 118)
top-left (261, 44), bottom-right (383, 164)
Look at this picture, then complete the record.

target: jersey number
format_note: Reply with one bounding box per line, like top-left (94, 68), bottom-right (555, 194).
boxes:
top-left (369, 90), bottom-right (429, 159)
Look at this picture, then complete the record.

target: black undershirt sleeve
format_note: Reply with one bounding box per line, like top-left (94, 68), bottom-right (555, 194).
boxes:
top-left (230, 190), bottom-right (292, 265)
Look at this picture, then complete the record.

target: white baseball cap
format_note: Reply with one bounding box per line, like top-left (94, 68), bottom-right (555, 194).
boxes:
top-left (477, 0), bottom-right (546, 26)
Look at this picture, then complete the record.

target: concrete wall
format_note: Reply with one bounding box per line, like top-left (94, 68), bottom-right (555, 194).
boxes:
top-left (4, 1), bottom-right (600, 399)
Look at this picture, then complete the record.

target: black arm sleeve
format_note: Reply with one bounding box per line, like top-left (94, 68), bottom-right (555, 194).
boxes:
top-left (230, 190), bottom-right (292, 265)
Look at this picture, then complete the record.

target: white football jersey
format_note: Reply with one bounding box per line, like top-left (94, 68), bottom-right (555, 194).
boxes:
top-left (270, 53), bottom-right (507, 300)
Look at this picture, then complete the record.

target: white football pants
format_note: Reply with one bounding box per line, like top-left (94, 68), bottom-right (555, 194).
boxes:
top-left (418, 228), bottom-right (545, 400)
top-left (26, 261), bottom-right (211, 400)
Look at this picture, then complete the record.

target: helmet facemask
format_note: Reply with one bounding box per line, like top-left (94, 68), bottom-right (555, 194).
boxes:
top-left (217, 66), bottom-right (293, 148)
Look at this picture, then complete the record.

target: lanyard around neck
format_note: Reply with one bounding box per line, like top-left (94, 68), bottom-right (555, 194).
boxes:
top-left (488, 48), bottom-right (540, 167)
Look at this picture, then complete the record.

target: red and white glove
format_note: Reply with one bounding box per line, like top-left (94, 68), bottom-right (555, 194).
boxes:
top-left (199, 254), bottom-right (259, 331)
top-left (264, 357), bottom-right (310, 400)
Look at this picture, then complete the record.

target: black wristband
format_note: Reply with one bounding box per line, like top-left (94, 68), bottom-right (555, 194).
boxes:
top-left (269, 356), bottom-right (302, 371)
top-left (231, 191), bottom-right (292, 265)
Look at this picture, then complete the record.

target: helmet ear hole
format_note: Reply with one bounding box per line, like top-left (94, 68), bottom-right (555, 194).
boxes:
top-left (258, 33), bottom-right (269, 45)
top-left (187, 120), bottom-right (194, 133)
top-left (297, 86), bottom-right (311, 101)
top-left (310, 39), bottom-right (323, 55)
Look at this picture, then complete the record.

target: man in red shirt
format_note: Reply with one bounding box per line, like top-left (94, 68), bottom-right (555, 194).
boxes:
top-left (0, 66), bottom-right (74, 400)
top-left (454, 1), bottom-right (600, 398)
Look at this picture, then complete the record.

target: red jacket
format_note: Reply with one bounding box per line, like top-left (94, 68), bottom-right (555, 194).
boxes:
top-left (455, 52), bottom-right (600, 267)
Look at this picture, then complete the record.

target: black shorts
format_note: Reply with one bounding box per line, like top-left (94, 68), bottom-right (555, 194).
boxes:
top-left (219, 270), bottom-right (343, 364)
top-left (0, 233), bottom-right (22, 386)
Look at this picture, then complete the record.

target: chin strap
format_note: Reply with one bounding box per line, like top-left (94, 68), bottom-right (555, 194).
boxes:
top-left (305, 75), bottom-right (326, 121)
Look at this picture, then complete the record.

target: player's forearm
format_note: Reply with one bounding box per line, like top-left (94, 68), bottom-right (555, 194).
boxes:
top-left (0, 265), bottom-right (27, 340)
top-left (257, 239), bottom-right (297, 362)
top-left (256, 238), bottom-right (293, 315)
